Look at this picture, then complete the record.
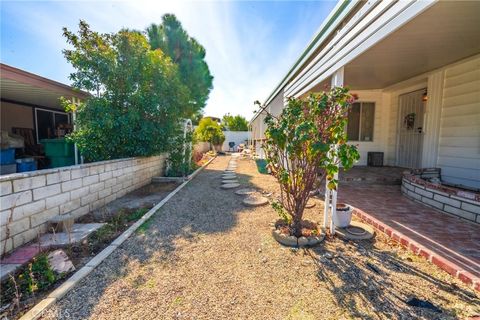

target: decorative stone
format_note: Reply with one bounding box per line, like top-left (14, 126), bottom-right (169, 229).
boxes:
top-left (47, 250), bottom-right (75, 274)
top-left (335, 221), bottom-right (375, 240)
top-left (271, 223), bottom-right (325, 247)
top-left (235, 188), bottom-right (256, 195)
top-left (221, 183), bottom-right (240, 189)
top-left (298, 236), bottom-right (308, 246)
top-left (242, 194), bottom-right (268, 207)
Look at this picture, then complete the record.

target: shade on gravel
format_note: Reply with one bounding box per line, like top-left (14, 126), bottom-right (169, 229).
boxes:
top-left (42, 156), bottom-right (480, 320)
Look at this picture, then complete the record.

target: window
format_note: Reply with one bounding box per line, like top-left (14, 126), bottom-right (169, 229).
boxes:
top-left (347, 102), bottom-right (375, 141)
top-left (35, 108), bottom-right (70, 143)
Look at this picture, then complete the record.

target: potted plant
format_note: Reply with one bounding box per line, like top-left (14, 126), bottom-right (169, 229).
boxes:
top-left (332, 203), bottom-right (353, 228)
top-left (262, 87), bottom-right (360, 246)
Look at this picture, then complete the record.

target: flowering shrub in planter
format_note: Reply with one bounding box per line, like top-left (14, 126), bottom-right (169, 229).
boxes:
top-left (262, 87), bottom-right (359, 238)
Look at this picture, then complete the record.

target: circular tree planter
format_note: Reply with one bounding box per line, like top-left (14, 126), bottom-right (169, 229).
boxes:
top-left (221, 183), bottom-right (240, 189)
top-left (235, 188), bottom-right (256, 195)
top-left (305, 200), bottom-right (316, 208)
top-left (332, 203), bottom-right (353, 228)
top-left (242, 194), bottom-right (268, 207)
top-left (335, 221), bottom-right (375, 240)
top-left (271, 219), bottom-right (324, 247)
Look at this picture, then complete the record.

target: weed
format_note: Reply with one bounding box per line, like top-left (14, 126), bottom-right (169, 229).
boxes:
top-left (126, 208), bottom-right (149, 222)
top-left (136, 217), bottom-right (154, 234)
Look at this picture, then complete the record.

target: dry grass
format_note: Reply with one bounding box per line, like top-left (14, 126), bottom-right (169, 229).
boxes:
top-left (41, 155), bottom-right (480, 320)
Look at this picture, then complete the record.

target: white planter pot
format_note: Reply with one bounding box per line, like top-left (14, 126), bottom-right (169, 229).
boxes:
top-left (332, 203), bottom-right (353, 228)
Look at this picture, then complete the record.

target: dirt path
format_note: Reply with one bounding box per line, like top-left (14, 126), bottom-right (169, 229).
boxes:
top-left (42, 155), bottom-right (479, 320)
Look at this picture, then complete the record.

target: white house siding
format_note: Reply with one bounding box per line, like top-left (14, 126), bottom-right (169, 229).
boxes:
top-left (348, 90), bottom-right (391, 166)
top-left (268, 88), bottom-right (285, 118)
top-left (438, 55), bottom-right (480, 188)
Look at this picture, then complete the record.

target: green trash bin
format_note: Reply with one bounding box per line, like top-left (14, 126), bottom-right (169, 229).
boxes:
top-left (40, 138), bottom-right (75, 168)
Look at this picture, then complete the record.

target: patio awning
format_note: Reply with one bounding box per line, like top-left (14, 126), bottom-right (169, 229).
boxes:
top-left (290, 1), bottom-right (480, 95)
top-left (0, 63), bottom-right (89, 109)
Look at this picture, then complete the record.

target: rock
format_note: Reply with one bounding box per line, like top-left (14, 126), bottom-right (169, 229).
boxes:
top-left (47, 249), bottom-right (75, 274)
top-left (324, 252), bottom-right (334, 259)
top-left (261, 257), bottom-right (268, 263)
top-left (298, 236), bottom-right (308, 247)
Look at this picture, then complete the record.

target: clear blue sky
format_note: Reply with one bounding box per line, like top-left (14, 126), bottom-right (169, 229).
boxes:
top-left (1, 0), bottom-right (337, 119)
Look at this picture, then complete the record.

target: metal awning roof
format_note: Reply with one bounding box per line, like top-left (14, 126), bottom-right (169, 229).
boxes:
top-left (0, 63), bottom-right (90, 110)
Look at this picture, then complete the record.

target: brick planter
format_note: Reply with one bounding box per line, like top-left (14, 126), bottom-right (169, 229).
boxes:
top-left (402, 169), bottom-right (480, 224)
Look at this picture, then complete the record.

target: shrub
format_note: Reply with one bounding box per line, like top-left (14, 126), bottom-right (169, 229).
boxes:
top-left (195, 118), bottom-right (225, 150)
top-left (62, 21), bottom-right (190, 162)
top-left (263, 87), bottom-right (360, 237)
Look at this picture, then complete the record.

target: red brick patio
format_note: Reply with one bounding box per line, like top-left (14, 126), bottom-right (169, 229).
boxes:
top-left (338, 184), bottom-right (480, 291)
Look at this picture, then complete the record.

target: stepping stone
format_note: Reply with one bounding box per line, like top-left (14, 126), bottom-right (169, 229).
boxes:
top-left (48, 250), bottom-right (75, 274)
top-left (305, 200), bottom-right (316, 208)
top-left (335, 221), bottom-right (375, 240)
top-left (222, 174), bottom-right (237, 179)
top-left (222, 179), bottom-right (239, 184)
top-left (221, 183), bottom-right (240, 189)
top-left (0, 245), bottom-right (41, 265)
top-left (39, 223), bottom-right (105, 248)
top-left (243, 194), bottom-right (269, 207)
top-left (235, 188), bottom-right (256, 195)
top-left (0, 263), bottom-right (21, 281)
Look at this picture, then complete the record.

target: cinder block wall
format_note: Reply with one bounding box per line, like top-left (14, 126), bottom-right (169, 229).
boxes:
top-left (0, 155), bottom-right (166, 255)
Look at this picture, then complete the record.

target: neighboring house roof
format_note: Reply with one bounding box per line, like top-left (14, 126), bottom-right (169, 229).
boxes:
top-left (0, 63), bottom-right (90, 109)
top-left (249, 0), bottom-right (356, 125)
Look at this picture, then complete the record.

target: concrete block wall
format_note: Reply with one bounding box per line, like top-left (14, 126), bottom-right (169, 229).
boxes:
top-left (401, 178), bottom-right (480, 224)
top-left (0, 155), bottom-right (166, 255)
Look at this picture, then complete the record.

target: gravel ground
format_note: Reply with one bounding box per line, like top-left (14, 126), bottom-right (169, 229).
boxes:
top-left (42, 155), bottom-right (480, 320)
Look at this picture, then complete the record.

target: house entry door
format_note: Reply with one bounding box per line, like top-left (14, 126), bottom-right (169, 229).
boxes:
top-left (396, 89), bottom-right (426, 168)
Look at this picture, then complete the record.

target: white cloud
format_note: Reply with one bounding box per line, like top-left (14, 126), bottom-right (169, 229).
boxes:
top-left (2, 0), bottom-right (336, 120)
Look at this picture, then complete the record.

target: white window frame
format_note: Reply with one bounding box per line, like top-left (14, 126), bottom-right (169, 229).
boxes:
top-left (34, 107), bottom-right (71, 144)
top-left (347, 101), bottom-right (375, 142)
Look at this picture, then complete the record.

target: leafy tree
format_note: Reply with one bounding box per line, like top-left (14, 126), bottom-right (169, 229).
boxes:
top-left (147, 14), bottom-right (213, 118)
top-left (263, 87), bottom-right (360, 237)
top-left (62, 20), bottom-right (189, 162)
top-left (195, 117), bottom-right (225, 150)
top-left (222, 113), bottom-right (248, 131)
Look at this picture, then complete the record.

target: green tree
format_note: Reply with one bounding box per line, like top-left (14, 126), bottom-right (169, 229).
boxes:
top-left (62, 20), bottom-right (189, 161)
top-left (222, 113), bottom-right (248, 131)
top-left (195, 118), bottom-right (225, 150)
top-left (263, 87), bottom-right (360, 237)
top-left (147, 14), bottom-right (213, 118)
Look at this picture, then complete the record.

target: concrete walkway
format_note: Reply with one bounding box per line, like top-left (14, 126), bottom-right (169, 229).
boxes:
top-left (339, 184), bottom-right (480, 290)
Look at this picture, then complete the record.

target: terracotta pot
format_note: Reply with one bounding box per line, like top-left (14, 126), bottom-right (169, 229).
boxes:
top-left (332, 203), bottom-right (353, 228)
